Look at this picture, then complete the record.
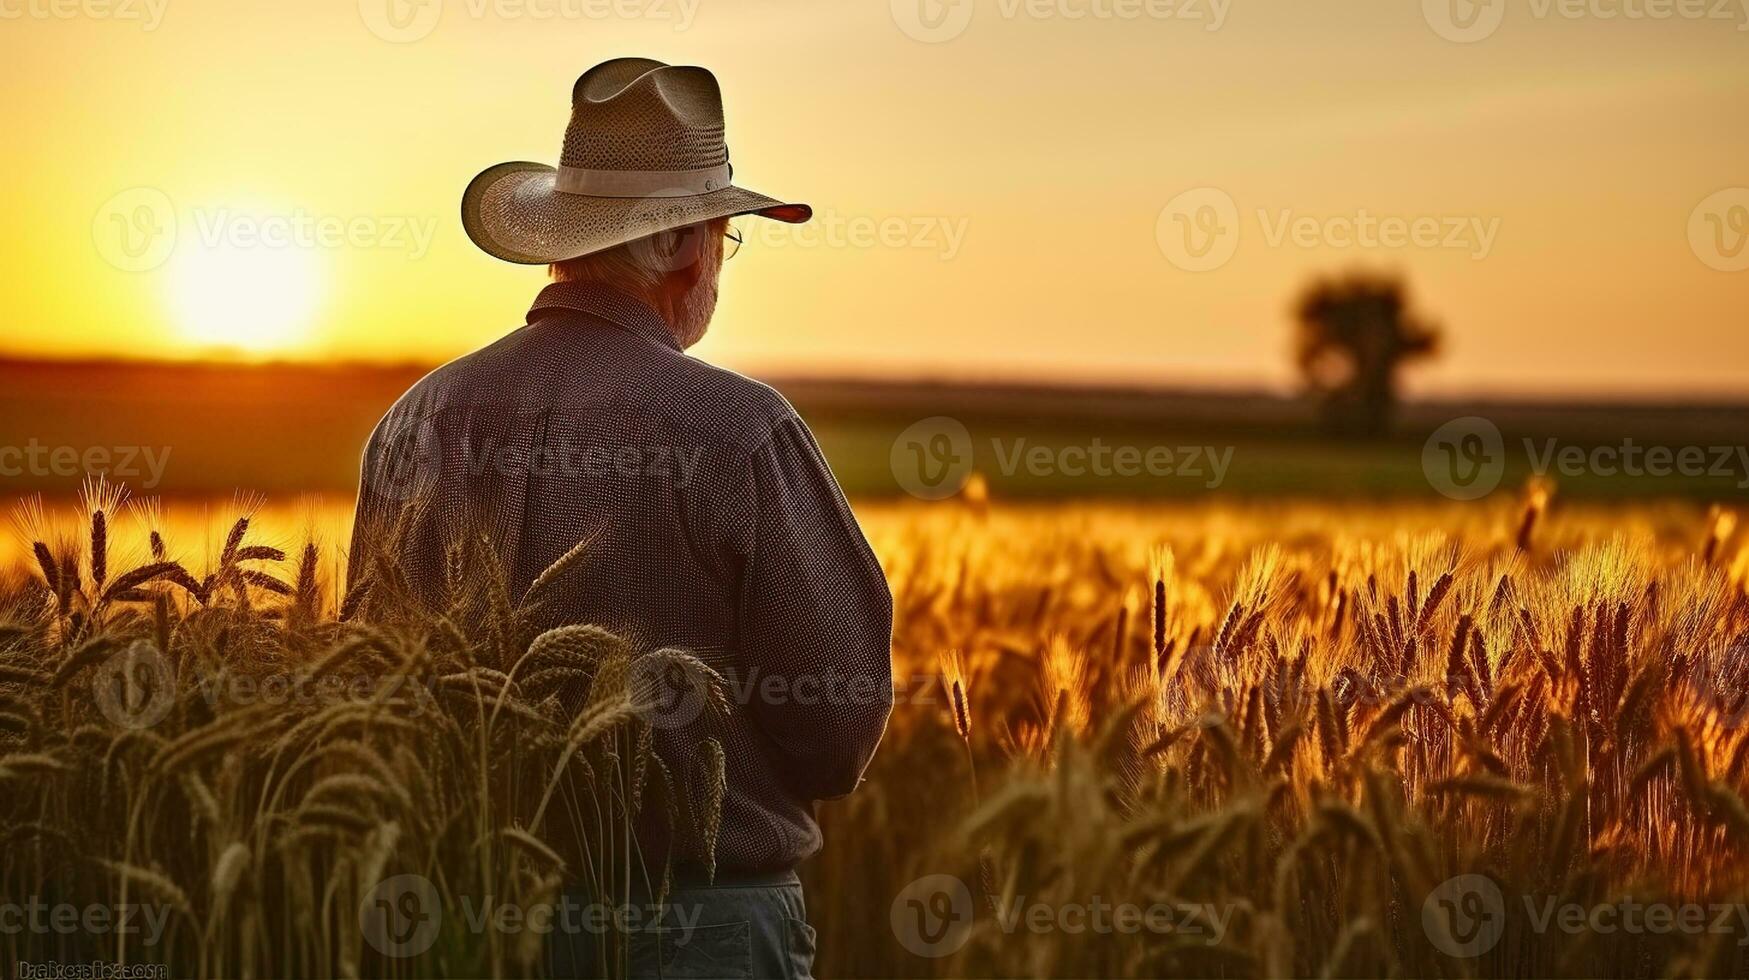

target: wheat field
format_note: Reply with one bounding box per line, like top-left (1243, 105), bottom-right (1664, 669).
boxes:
top-left (3, 483), bottom-right (1748, 978)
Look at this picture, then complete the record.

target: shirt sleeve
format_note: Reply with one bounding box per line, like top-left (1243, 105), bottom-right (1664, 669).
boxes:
top-left (346, 418), bottom-right (389, 598)
top-left (704, 414), bottom-right (895, 801)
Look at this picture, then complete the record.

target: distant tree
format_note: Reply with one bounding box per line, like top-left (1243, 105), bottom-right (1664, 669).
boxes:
top-left (1293, 270), bottom-right (1442, 437)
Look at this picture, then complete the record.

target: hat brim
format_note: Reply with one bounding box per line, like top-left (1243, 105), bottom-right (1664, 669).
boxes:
top-left (462, 161), bottom-right (811, 265)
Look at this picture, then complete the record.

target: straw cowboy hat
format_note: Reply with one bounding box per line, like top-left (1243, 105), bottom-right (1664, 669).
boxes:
top-left (462, 58), bottom-right (812, 265)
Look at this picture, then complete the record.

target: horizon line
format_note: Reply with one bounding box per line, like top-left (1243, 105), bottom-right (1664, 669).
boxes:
top-left (0, 351), bottom-right (1743, 409)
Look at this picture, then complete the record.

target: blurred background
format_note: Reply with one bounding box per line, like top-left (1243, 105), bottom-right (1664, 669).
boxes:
top-left (1, 0), bottom-right (1746, 502)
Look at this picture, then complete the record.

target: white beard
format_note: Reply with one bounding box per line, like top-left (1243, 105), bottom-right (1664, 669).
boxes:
top-left (667, 266), bottom-right (721, 350)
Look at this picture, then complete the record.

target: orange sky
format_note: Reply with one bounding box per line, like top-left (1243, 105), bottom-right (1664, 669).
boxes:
top-left (2, 0), bottom-right (1745, 397)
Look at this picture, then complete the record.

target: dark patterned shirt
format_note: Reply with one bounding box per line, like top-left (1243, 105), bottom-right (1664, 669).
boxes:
top-left (349, 281), bottom-right (894, 873)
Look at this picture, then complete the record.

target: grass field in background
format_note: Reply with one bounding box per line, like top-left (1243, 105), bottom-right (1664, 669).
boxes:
top-left (4, 359), bottom-right (1748, 502)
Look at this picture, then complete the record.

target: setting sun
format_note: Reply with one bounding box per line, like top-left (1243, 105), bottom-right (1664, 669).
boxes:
top-left (167, 241), bottom-right (323, 354)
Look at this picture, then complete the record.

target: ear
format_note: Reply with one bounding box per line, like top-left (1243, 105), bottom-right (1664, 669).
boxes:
top-left (670, 243), bottom-right (707, 292)
top-left (665, 219), bottom-right (726, 293)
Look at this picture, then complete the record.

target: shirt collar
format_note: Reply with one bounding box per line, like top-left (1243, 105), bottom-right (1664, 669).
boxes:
top-left (526, 281), bottom-right (680, 352)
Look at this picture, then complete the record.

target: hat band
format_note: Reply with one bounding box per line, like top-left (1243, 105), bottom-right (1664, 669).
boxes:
top-left (554, 164), bottom-right (731, 198)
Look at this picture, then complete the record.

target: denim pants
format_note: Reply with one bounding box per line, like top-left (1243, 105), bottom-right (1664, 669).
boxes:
top-left (548, 871), bottom-right (817, 980)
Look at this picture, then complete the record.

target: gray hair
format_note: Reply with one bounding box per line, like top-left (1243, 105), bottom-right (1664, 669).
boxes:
top-left (548, 218), bottom-right (729, 296)
top-left (549, 218), bottom-right (730, 349)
